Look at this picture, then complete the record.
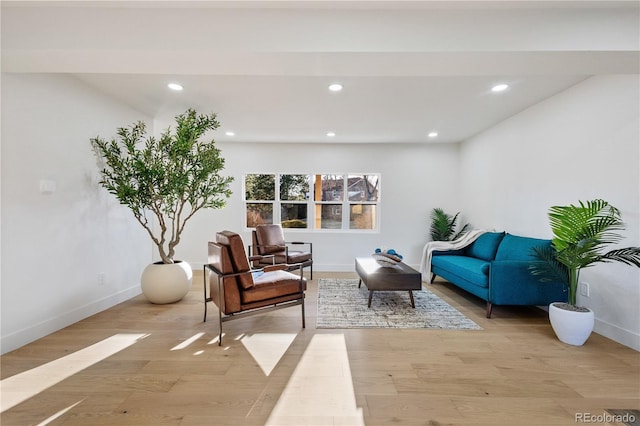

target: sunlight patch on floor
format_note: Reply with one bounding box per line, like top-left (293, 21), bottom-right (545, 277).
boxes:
top-left (36, 398), bottom-right (85, 426)
top-left (207, 333), bottom-right (225, 346)
top-left (0, 333), bottom-right (149, 413)
top-left (265, 333), bottom-right (364, 425)
top-left (170, 332), bottom-right (205, 351)
top-left (240, 333), bottom-right (298, 376)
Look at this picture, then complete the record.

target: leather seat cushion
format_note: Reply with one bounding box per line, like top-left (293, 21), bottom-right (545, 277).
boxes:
top-left (242, 270), bottom-right (305, 304)
top-left (275, 251), bottom-right (312, 264)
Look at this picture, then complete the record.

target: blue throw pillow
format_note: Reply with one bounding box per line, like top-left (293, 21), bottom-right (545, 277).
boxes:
top-left (465, 232), bottom-right (505, 261)
top-left (494, 234), bottom-right (552, 261)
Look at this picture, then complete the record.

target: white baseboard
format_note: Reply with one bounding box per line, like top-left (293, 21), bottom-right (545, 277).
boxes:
top-left (0, 285), bottom-right (141, 355)
top-left (594, 318), bottom-right (640, 351)
top-left (306, 263), bottom-right (422, 272)
top-left (535, 306), bottom-right (639, 351)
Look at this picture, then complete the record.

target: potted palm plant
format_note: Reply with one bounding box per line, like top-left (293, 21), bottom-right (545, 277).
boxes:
top-left (91, 108), bottom-right (233, 304)
top-left (531, 199), bottom-right (640, 345)
top-left (429, 207), bottom-right (470, 241)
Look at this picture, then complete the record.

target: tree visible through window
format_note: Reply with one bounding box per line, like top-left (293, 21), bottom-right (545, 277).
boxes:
top-left (244, 173), bottom-right (380, 230)
top-left (280, 174), bottom-right (309, 228)
top-left (245, 174), bottom-right (274, 227)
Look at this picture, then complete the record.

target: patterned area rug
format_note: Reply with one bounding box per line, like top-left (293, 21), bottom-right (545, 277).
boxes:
top-left (316, 278), bottom-right (482, 330)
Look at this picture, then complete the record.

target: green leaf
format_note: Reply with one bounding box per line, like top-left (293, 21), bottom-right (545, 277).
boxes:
top-left (429, 208), bottom-right (470, 241)
top-left (533, 199), bottom-right (640, 305)
top-left (91, 108), bottom-right (234, 263)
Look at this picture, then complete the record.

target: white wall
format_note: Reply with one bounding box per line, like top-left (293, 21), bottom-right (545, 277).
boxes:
top-left (4, 73), bottom-right (636, 352)
top-left (175, 142), bottom-right (461, 271)
top-left (459, 75), bottom-right (640, 350)
top-left (0, 73), bottom-right (152, 354)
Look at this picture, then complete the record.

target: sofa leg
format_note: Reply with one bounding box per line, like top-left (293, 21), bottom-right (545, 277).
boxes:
top-left (486, 302), bottom-right (493, 318)
top-left (430, 273), bottom-right (436, 284)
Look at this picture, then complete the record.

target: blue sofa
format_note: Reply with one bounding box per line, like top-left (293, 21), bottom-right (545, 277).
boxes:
top-left (430, 232), bottom-right (567, 318)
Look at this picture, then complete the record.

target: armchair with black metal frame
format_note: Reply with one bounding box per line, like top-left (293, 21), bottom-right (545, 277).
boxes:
top-left (204, 230), bottom-right (306, 346)
top-left (250, 224), bottom-right (313, 279)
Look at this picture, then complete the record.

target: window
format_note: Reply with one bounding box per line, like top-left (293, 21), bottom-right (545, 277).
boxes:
top-left (314, 175), bottom-right (343, 229)
top-left (244, 173), bottom-right (380, 231)
top-left (280, 174), bottom-right (309, 228)
top-left (245, 174), bottom-right (275, 228)
top-left (347, 174), bottom-right (379, 230)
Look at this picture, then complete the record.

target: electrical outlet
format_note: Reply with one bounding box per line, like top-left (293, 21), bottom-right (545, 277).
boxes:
top-left (97, 273), bottom-right (106, 286)
top-left (579, 282), bottom-right (590, 297)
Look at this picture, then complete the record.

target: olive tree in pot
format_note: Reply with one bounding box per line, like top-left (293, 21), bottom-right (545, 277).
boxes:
top-left (91, 109), bottom-right (233, 304)
top-left (530, 199), bottom-right (640, 346)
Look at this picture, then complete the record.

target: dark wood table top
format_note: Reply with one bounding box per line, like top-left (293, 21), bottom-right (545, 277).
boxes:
top-left (355, 257), bottom-right (421, 291)
top-left (355, 256), bottom-right (419, 275)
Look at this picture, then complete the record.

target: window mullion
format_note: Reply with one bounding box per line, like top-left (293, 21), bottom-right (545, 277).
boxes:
top-left (274, 174), bottom-right (281, 224)
top-left (342, 175), bottom-right (349, 230)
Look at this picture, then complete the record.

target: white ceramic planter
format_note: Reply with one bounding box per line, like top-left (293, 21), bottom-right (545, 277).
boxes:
top-left (140, 261), bottom-right (193, 304)
top-left (548, 302), bottom-right (595, 346)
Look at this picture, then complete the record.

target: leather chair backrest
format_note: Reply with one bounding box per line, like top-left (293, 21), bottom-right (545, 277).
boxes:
top-left (216, 231), bottom-right (254, 290)
top-left (251, 230), bottom-right (261, 255)
top-left (208, 241), bottom-right (234, 275)
top-left (255, 224), bottom-right (286, 255)
top-left (207, 242), bottom-right (241, 314)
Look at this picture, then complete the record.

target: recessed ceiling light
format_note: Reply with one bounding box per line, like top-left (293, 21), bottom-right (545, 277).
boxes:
top-left (328, 83), bottom-right (343, 92)
top-left (225, 131), bottom-right (235, 137)
top-left (428, 132), bottom-right (438, 138)
top-left (167, 83), bottom-right (183, 91)
top-left (491, 83), bottom-right (509, 92)
top-left (326, 132), bottom-right (336, 137)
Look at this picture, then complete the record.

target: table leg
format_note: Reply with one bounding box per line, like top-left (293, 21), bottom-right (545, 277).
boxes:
top-left (368, 290), bottom-right (373, 308)
top-left (409, 291), bottom-right (415, 308)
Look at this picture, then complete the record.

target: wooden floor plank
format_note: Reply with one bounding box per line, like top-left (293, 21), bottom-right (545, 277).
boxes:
top-left (1, 271), bottom-right (638, 426)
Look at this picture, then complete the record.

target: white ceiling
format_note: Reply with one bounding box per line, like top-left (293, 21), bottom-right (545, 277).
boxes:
top-left (2, 1), bottom-right (639, 144)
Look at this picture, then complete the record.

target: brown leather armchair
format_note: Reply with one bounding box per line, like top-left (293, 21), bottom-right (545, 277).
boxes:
top-left (251, 224), bottom-right (313, 279)
top-left (204, 230), bottom-right (306, 345)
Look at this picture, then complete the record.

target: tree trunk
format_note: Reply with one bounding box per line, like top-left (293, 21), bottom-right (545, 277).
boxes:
top-left (157, 244), bottom-right (174, 264)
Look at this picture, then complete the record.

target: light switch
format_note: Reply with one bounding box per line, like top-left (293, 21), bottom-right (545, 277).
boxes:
top-left (39, 179), bottom-right (56, 194)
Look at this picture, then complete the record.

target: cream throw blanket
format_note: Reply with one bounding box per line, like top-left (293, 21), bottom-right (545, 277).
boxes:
top-left (420, 229), bottom-right (487, 283)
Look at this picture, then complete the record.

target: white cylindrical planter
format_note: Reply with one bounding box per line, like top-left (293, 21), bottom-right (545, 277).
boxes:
top-left (140, 261), bottom-right (193, 304)
top-left (548, 302), bottom-right (595, 346)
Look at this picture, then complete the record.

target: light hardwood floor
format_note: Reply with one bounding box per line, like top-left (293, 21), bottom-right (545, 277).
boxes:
top-left (1, 271), bottom-right (638, 425)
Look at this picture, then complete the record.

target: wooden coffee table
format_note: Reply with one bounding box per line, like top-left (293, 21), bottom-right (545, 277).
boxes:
top-left (355, 257), bottom-right (422, 308)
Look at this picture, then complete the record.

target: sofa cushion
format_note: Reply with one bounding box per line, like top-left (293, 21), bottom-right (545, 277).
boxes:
top-left (432, 249), bottom-right (465, 256)
top-left (465, 232), bottom-right (505, 261)
top-left (431, 255), bottom-right (490, 288)
top-left (494, 233), bottom-right (553, 261)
